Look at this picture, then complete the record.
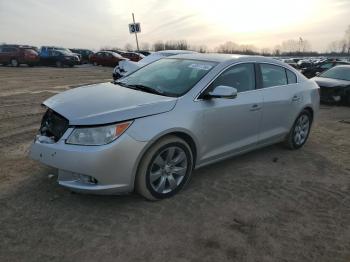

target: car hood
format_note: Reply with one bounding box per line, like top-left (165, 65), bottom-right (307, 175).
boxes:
top-left (43, 82), bottom-right (177, 125)
top-left (312, 77), bottom-right (350, 88)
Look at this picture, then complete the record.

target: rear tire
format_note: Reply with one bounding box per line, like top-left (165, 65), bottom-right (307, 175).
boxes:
top-left (284, 109), bottom-right (312, 150)
top-left (93, 61), bottom-right (98, 66)
top-left (135, 136), bottom-right (194, 200)
top-left (56, 61), bottom-right (62, 68)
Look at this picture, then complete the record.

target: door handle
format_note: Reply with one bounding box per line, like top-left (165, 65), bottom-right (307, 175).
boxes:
top-left (250, 104), bottom-right (261, 111)
top-left (292, 95), bottom-right (301, 102)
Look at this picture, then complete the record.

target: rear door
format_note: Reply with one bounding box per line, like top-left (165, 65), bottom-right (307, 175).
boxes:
top-left (198, 63), bottom-right (263, 163)
top-left (257, 63), bottom-right (302, 145)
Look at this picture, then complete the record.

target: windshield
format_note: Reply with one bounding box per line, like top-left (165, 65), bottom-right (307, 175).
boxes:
top-left (59, 51), bottom-right (72, 56)
top-left (117, 58), bottom-right (217, 97)
top-left (56, 47), bottom-right (72, 53)
top-left (320, 66), bottom-right (350, 81)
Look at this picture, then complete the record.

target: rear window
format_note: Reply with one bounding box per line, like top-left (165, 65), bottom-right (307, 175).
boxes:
top-left (23, 49), bottom-right (38, 55)
top-left (2, 47), bottom-right (17, 52)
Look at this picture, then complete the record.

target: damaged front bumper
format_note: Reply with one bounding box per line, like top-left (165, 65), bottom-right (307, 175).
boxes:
top-left (29, 128), bottom-right (147, 195)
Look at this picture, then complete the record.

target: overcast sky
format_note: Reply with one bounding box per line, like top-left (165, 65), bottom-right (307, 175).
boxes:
top-left (0, 0), bottom-right (349, 51)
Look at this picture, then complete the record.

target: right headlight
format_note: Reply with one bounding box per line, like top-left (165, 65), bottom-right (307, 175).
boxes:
top-left (66, 121), bottom-right (132, 146)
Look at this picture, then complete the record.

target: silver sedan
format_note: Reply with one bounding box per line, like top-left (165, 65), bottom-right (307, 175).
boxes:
top-left (29, 54), bottom-right (320, 200)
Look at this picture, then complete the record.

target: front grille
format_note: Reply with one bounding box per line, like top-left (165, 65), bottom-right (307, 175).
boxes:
top-left (40, 109), bottom-right (69, 142)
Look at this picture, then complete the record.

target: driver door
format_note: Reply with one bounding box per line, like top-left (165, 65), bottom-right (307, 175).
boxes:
top-left (198, 63), bottom-right (263, 163)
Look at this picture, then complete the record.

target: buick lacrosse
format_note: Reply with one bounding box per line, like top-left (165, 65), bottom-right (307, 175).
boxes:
top-left (30, 54), bottom-right (319, 200)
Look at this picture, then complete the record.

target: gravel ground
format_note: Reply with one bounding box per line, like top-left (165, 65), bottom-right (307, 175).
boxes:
top-left (0, 66), bottom-right (349, 262)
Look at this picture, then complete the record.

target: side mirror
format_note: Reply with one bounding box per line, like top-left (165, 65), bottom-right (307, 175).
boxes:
top-left (205, 85), bottom-right (238, 99)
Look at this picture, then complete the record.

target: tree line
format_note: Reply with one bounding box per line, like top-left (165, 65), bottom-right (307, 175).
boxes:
top-left (108, 25), bottom-right (350, 57)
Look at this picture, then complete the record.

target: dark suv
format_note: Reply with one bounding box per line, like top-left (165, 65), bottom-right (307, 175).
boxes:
top-left (0, 45), bottom-right (39, 66)
top-left (39, 50), bottom-right (80, 67)
top-left (69, 49), bottom-right (94, 64)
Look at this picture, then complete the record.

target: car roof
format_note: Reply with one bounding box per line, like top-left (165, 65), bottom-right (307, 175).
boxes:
top-left (167, 53), bottom-right (289, 65)
top-left (157, 50), bottom-right (196, 55)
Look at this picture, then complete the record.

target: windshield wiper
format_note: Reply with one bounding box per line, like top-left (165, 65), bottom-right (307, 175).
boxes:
top-left (114, 81), bottom-right (129, 87)
top-left (127, 84), bottom-right (165, 95)
top-left (114, 81), bottom-right (174, 97)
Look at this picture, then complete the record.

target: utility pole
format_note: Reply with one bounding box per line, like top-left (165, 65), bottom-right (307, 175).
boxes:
top-left (132, 13), bottom-right (140, 52)
top-left (299, 37), bottom-right (303, 53)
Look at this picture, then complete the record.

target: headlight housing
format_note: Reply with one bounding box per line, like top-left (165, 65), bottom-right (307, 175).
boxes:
top-left (66, 121), bottom-right (132, 145)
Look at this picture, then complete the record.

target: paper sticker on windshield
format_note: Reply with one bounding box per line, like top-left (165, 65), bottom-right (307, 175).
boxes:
top-left (188, 64), bottom-right (212, 70)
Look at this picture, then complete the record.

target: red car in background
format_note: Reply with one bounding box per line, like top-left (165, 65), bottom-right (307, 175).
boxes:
top-left (90, 51), bottom-right (127, 67)
top-left (0, 45), bottom-right (39, 66)
top-left (120, 52), bottom-right (144, 62)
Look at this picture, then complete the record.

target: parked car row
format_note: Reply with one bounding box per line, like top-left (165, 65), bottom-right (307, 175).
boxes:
top-left (275, 57), bottom-right (350, 78)
top-left (0, 44), bottom-right (149, 67)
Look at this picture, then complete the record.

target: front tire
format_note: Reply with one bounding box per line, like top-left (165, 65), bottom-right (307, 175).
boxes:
top-left (285, 110), bottom-right (312, 149)
top-left (11, 59), bottom-right (19, 67)
top-left (56, 61), bottom-right (62, 68)
top-left (135, 136), bottom-right (194, 200)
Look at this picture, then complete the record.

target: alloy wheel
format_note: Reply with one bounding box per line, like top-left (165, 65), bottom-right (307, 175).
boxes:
top-left (293, 114), bottom-right (310, 146)
top-left (149, 146), bottom-right (188, 194)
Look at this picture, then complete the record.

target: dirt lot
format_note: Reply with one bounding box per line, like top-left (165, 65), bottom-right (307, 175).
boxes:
top-left (0, 66), bottom-right (349, 262)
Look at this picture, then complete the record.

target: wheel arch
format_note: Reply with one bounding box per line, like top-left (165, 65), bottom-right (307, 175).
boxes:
top-left (303, 106), bottom-right (314, 122)
top-left (131, 130), bottom-right (199, 191)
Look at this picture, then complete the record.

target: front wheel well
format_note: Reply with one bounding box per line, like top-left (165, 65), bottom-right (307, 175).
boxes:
top-left (303, 106), bottom-right (314, 122)
top-left (166, 132), bottom-right (197, 166)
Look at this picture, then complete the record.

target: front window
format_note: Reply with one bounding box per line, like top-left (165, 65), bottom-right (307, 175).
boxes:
top-left (117, 58), bottom-right (217, 97)
top-left (319, 66), bottom-right (350, 81)
top-left (209, 63), bottom-right (255, 93)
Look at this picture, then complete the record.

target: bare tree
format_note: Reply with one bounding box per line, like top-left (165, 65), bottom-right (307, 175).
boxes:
top-left (216, 41), bottom-right (240, 53)
top-left (261, 47), bottom-right (272, 56)
top-left (140, 42), bottom-right (150, 51)
top-left (124, 43), bottom-right (133, 51)
top-left (198, 45), bottom-right (207, 53)
top-left (153, 41), bottom-right (165, 51)
top-left (281, 39), bottom-right (299, 53)
top-left (164, 40), bottom-right (188, 50)
top-left (327, 25), bottom-right (350, 54)
top-left (273, 45), bottom-right (282, 56)
top-left (327, 39), bottom-right (347, 53)
top-left (344, 25), bottom-right (350, 53)
top-left (216, 41), bottom-right (258, 54)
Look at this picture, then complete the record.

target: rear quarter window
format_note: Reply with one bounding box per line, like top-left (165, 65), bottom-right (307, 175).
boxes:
top-left (286, 69), bottom-right (297, 84)
top-left (260, 64), bottom-right (288, 88)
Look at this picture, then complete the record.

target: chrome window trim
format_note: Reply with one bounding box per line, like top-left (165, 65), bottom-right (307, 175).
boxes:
top-left (194, 61), bottom-right (300, 101)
